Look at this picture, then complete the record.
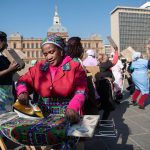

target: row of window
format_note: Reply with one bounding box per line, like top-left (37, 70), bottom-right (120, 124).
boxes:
top-left (120, 31), bottom-right (149, 35)
top-left (25, 49), bottom-right (102, 58)
top-left (120, 14), bottom-right (150, 19)
top-left (120, 28), bottom-right (150, 32)
top-left (13, 42), bottom-right (41, 49)
top-left (82, 42), bottom-right (99, 48)
top-left (120, 20), bottom-right (150, 25)
top-left (23, 43), bottom-right (41, 49)
top-left (13, 42), bottom-right (100, 49)
top-left (120, 9), bottom-right (150, 15)
top-left (25, 50), bottom-right (43, 58)
top-left (120, 34), bottom-right (150, 38)
top-left (120, 21), bottom-right (150, 25)
top-left (120, 38), bottom-right (148, 42)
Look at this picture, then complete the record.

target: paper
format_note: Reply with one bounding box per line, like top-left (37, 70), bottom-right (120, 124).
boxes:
top-left (121, 46), bottom-right (135, 62)
top-left (86, 66), bottom-right (100, 78)
top-left (68, 115), bottom-right (100, 137)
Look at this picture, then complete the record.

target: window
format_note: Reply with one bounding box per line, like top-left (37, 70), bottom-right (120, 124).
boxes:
top-left (96, 43), bottom-right (99, 48)
top-left (88, 43), bottom-right (90, 48)
top-left (36, 43), bottom-right (38, 48)
top-left (23, 43), bottom-right (25, 48)
top-left (36, 51), bottom-right (38, 57)
top-left (27, 51), bottom-right (30, 57)
top-left (31, 43), bottom-right (34, 49)
top-left (27, 43), bottom-right (30, 49)
top-left (14, 43), bottom-right (16, 49)
top-left (40, 51), bottom-right (43, 57)
top-left (32, 51), bottom-right (34, 57)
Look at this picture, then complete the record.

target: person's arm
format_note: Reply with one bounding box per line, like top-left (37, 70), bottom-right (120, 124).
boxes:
top-left (112, 51), bottom-right (118, 65)
top-left (16, 65), bottom-right (36, 105)
top-left (0, 61), bottom-right (20, 77)
top-left (66, 63), bottom-right (88, 123)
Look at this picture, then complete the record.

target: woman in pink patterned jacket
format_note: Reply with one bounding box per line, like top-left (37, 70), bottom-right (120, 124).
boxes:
top-left (16, 34), bottom-right (87, 123)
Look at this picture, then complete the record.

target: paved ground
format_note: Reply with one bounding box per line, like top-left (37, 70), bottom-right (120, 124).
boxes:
top-left (83, 86), bottom-right (150, 150)
top-left (2, 80), bottom-right (150, 150)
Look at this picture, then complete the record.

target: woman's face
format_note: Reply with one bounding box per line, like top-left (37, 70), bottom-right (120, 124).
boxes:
top-left (103, 55), bottom-right (108, 62)
top-left (98, 53), bottom-right (103, 62)
top-left (42, 43), bottom-right (63, 66)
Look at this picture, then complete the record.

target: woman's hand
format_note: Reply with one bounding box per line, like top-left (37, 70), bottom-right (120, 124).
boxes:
top-left (8, 61), bottom-right (21, 72)
top-left (65, 108), bottom-right (80, 123)
top-left (18, 92), bottom-right (29, 106)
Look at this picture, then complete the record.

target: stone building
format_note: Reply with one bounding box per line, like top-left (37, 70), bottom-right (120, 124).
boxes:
top-left (8, 6), bottom-right (104, 64)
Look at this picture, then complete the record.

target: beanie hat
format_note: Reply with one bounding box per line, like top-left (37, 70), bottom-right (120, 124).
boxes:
top-left (41, 34), bottom-right (65, 50)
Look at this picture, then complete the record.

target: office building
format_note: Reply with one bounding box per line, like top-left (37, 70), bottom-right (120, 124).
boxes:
top-left (111, 2), bottom-right (150, 54)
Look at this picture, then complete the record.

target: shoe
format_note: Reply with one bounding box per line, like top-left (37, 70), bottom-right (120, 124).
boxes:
top-left (138, 105), bottom-right (145, 109)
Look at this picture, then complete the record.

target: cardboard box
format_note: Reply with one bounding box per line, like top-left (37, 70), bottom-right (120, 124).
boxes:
top-left (107, 36), bottom-right (118, 50)
top-left (121, 46), bottom-right (135, 62)
top-left (3, 49), bottom-right (25, 69)
top-left (86, 66), bottom-right (100, 77)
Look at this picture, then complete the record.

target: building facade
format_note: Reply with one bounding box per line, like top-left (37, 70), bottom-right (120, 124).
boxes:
top-left (111, 2), bottom-right (150, 54)
top-left (81, 34), bottom-right (104, 58)
top-left (8, 6), bottom-right (104, 64)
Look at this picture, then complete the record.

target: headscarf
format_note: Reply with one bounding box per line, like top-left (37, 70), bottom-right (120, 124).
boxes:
top-left (132, 52), bottom-right (141, 61)
top-left (86, 49), bottom-right (95, 57)
top-left (41, 34), bottom-right (65, 50)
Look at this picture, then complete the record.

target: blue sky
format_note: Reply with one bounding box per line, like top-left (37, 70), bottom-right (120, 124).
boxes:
top-left (0, 0), bottom-right (147, 43)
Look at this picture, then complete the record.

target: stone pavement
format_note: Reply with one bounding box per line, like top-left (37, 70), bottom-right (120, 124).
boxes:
top-left (3, 88), bottom-right (150, 150)
top-left (84, 90), bottom-right (150, 150)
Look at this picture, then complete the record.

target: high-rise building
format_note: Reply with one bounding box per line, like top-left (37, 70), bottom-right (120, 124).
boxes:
top-left (8, 6), bottom-right (104, 64)
top-left (111, 2), bottom-right (150, 54)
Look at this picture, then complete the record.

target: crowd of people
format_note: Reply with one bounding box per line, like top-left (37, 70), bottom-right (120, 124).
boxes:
top-left (0, 31), bottom-right (150, 147)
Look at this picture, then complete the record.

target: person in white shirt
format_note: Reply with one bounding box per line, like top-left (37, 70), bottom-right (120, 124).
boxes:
top-left (112, 57), bottom-right (124, 101)
top-left (83, 49), bottom-right (98, 66)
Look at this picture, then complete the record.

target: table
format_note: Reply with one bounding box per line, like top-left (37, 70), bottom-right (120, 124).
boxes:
top-left (0, 112), bottom-right (100, 149)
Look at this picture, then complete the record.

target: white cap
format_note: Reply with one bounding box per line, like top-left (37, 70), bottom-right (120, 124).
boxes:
top-left (132, 52), bottom-right (141, 61)
top-left (86, 49), bottom-right (95, 57)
